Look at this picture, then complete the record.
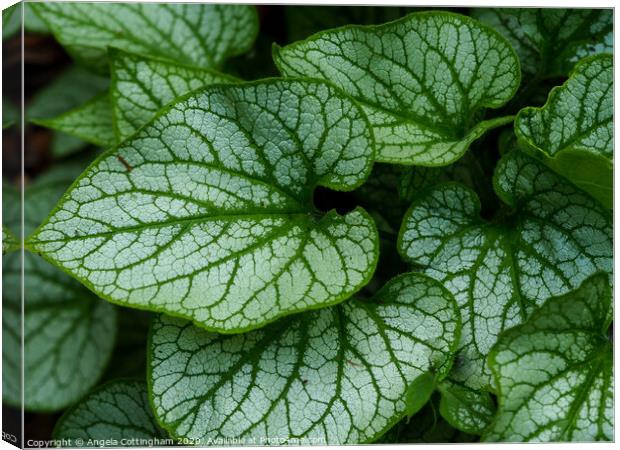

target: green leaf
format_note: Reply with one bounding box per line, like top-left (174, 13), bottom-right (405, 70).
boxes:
top-left (437, 379), bottom-right (495, 435)
top-left (109, 48), bottom-right (237, 141)
top-left (380, 394), bottom-right (477, 443)
top-left (484, 273), bottom-right (612, 442)
top-left (472, 8), bottom-right (612, 81)
top-left (274, 11), bottom-right (520, 165)
top-left (148, 273), bottom-right (460, 444)
top-left (2, 224), bottom-right (18, 254)
top-left (54, 380), bottom-right (168, 444)
top-left (2, 2), bottom-right (49, 39)
top-left (397, 151), bottom-right (612, 390)
top-left (33, 92), bottom-right (117, 149)
top-left (31, 2), bottom-right (258, 72)
top-left (28, 79), bottom-right (379, 333)
top-left (2, 251), bottom-right (117, 411)
top-left (26, 65), bottom-right (109, 157)
top-left (515, 54), bottom-right (613, 208)
top-left (2, 165), bottom-right (117, 411)
top-left (405, 372), bottom-right (437, 418)
top-left (27, 66), bottom-right (109, 121)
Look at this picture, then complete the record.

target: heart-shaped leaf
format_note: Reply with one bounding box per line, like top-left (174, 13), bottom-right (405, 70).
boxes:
top-left (54, 380), bottom-right (168, 444)
top-left (472, 8), bottom-right (612, 81)
top-left (109, 49), bottom-right (237, 141)
top-left (484, 273), bottom-right (612, 442)
top-left (148, 273), bottom-right (460, 444)
top-left (397, 151), bottom-right (612, 390)
top-left (515, 54), bottom-right (613, 208)
top-left (31, 3), bottom-right (258, 72)
top-left (27, 80), bottom-right (379, 333)
top-left (274, 11), bottom-right (519, 165)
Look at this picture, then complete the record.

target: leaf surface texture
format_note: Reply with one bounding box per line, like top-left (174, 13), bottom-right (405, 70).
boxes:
top-left (275, 12), bottom-right (519, 165)
top-left (149, 273), bottom-right (460, 444)
top-left (28, 80), bottom-right (378, 333)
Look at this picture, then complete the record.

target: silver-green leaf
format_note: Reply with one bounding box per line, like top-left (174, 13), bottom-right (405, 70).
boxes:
top-left (274, 11), bottom-right (519, 165)
top-left (31, 3), bottom-right (258, 72)
top-left (27, 80), bottom-right (378, 333)
top-left (53, 380), bottom-right (168, 445)
top-left (437, 379), bottom-right (495, 435)
top-left (149, 273), bottom-right (460, 444)
top-left (109, 48), bottom-right (237, 141)
top-left (484, 273), bottom-right (612, 442)
top-left (397, 151), bottom-right (612, 390)
top-left (515, 54), bottom-right (613, 208)
top-left (472, 8), bottom-right (612, 80)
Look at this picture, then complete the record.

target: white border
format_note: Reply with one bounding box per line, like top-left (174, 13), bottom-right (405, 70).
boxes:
top-left (0, 1), bottom-right (617, 450)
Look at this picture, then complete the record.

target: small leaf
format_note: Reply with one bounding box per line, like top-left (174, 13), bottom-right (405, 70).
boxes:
top-left (2, 165), bottom-right (117, 412)
top-left (485, 273), bottom-right (612, 442)
top-left (472, 8), bottom-right (612, 80)
top-left (148, 273), bottom-right (460, 444)
top-left (398, 151), bottom-right (612, 390)
top-left (405, 372), bottom-right (437, 418)
top-left (28, 80), bottom-right (379, 333)
top-left (515, 55), bottom-right (613, 208)
top-left (437, 379), bottom-right (495, 435)
top-left (2, 224), bottom-right (18, 254)
top-left (380, 394), bottom-right (477, 443)
top-left (110, 48), bottom-right (237, 140)
top-left (31, 2), bottom-right (259, 72)
top-left (274, 11), bottom-right (519, 165)
top-left (33, 93), bottom-right (117, 149)
top-left (53, 380), bottom-right (168, 445)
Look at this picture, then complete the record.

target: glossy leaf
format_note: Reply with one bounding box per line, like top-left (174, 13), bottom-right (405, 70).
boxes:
top-left (149, 273), bottom-right (460, 444)
top-left (54, 380), bottom-right (168, 444)
top-left (485, 274), bottom-right (612, 442)
top-left (398, 151), bottom-right (612, 390)
top-left (472, 8), bottom-right (612, 80)
top-left (274, 11), bottom-right (519, 165)
top-left (515, 55), bottom-right (613, 208)
top-left (2, 166), bottom-right (117, 411)
top-left (28, 80), bottom-right (378, 333)
top-left (31, 2), bottom-right (258, 72)
top-left (33, 93), bottom-right (116, 149)
top-left (110, 49), bottom-right (236, 140)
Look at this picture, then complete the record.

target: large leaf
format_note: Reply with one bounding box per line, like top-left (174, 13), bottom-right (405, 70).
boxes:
top-left (2, 166), bottom-right (117, 411)
top-left (33, 92), bottom-right (116, 149)
top-left (31, 3), bottom-right (258, 72)
top-left (274, 11), bottom-right (519, 165)
top-left (485, 274), bottom-right (612, 442)
top-left (397, 151), bottom-right (612, 390)
top-left (110, 49), bottom-right (237, 141)
top-left (27, 80), bottom-right (379, 333)
top-left (515, 54), bottom-right (613, 208)
top-left (472, 8), bottom-right (612, 81)
top-left (148, 273), bottom-right (460, 444)
top-left (54, 380), bottom-right (168, 445)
